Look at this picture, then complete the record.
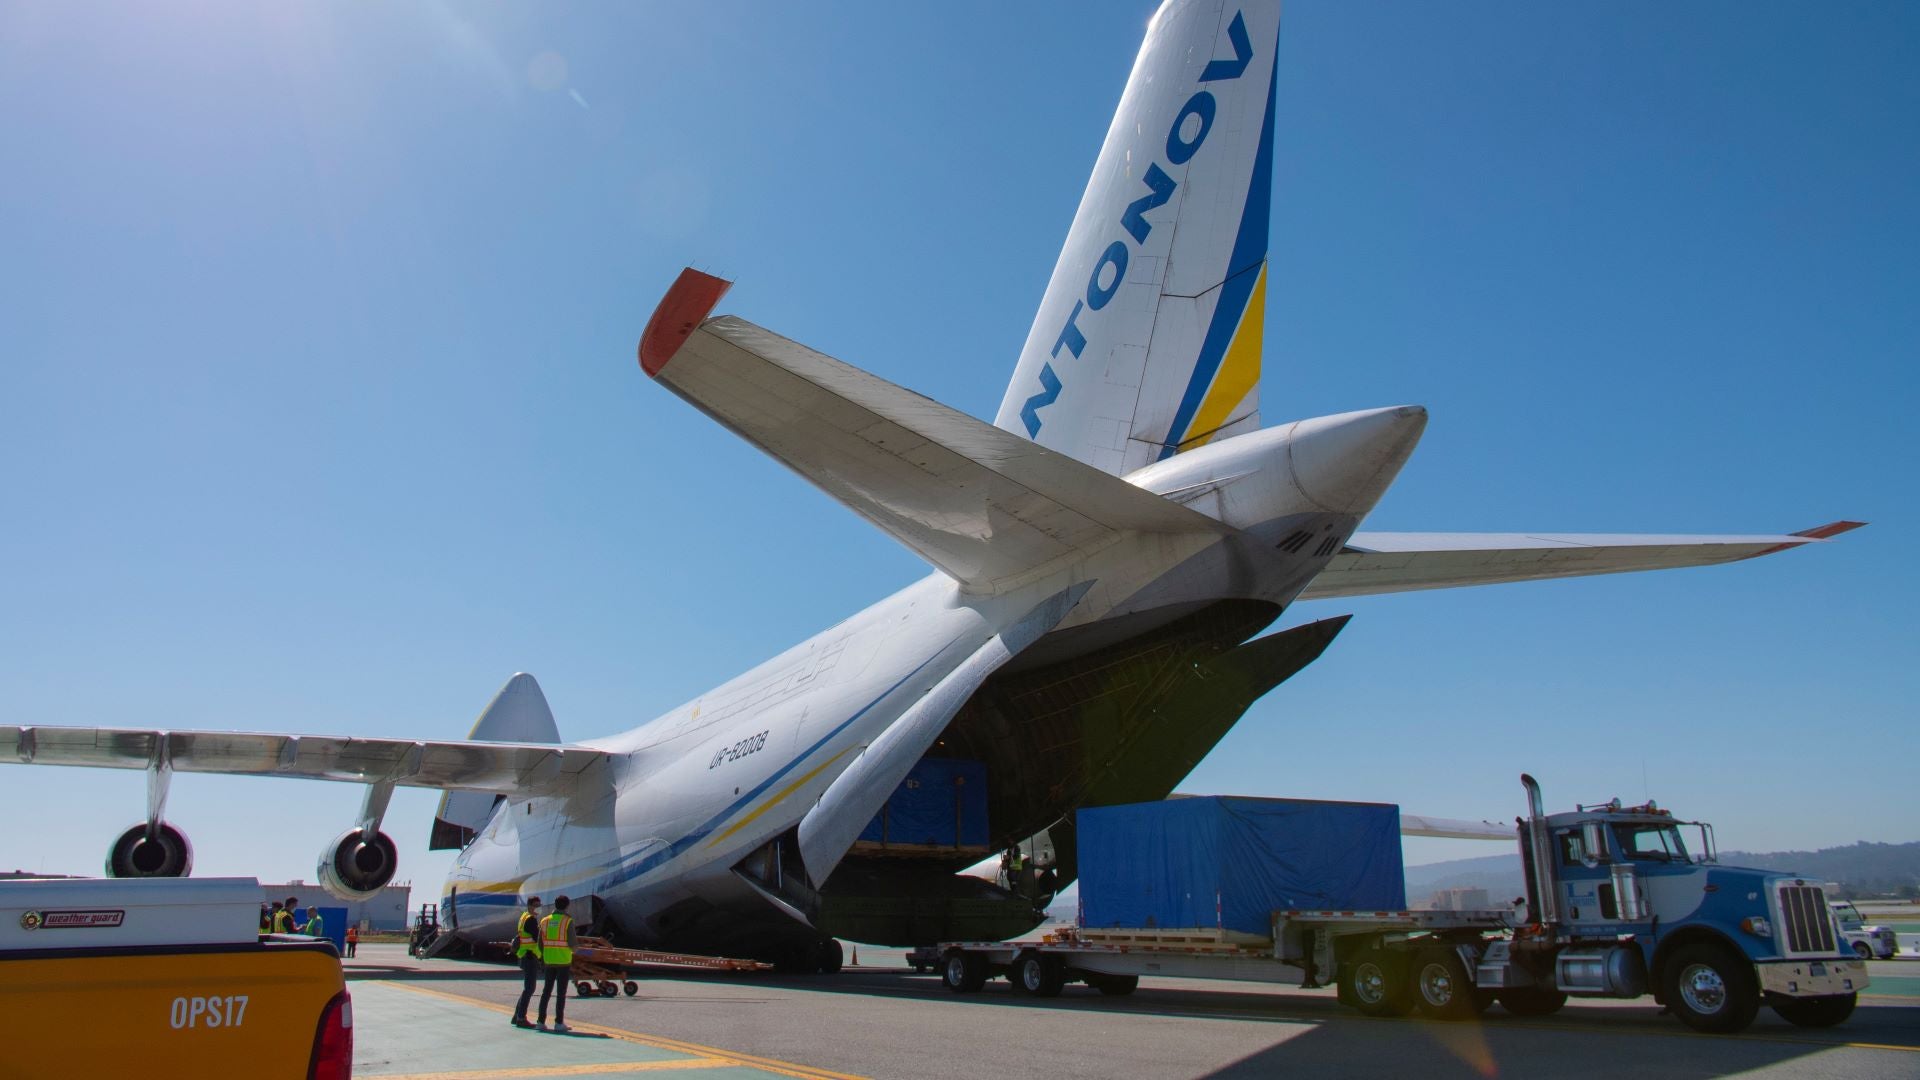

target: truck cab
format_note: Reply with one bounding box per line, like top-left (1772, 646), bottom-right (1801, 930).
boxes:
top-left (1510, 775), bottom-right (1867, 1033)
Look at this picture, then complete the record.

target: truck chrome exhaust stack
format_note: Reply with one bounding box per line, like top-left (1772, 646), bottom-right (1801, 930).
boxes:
top-left (1519, 773), bottom-right (1558, 926)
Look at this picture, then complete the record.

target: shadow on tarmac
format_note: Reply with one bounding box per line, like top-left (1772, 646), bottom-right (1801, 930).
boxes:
top-left (350, 954), bottom-right (1918, 1077)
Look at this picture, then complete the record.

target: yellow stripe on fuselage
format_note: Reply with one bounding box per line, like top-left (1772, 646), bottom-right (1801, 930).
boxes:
top-left (1180, 262), bottom-right (1266, 450)
top-left (706, 747), bottom-right (856, 849)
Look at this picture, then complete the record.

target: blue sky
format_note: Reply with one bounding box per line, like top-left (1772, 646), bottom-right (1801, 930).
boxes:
top-left (2, 2), bottom-right (1914, 894)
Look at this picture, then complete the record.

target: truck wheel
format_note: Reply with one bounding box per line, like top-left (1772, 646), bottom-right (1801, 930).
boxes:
top-left (1411, 948), bottom-right (1481, 1021)
top-left (943, 950), bottom-right (986, 993)
top-left (1012, 952), bottom-right (1066, 997)
top-left (1085, 973), bottom-right (1139, 996)
top-left (1770, 993), bottom-right (1857, 1028)
top-left (1665, 944), bottom-right (1760, 1034)
top-left (816, 939), bottom-right (844, 975)
top-left (1852, 942), bottom-right (1872, 960)
top-left (1339, 949), bottom-right (1412, 1017)
top-left (1495, 986), bottom-right (1567, 1017)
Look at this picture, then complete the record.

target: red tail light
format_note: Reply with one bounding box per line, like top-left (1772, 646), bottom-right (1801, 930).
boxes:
top-left (308, 989), bottom-right (353, 1080)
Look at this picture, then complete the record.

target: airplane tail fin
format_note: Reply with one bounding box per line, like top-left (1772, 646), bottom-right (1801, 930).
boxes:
top-left (993, 0), bottom-right (1279, 475)
top-left (429, 673), bottom-right (559, 850)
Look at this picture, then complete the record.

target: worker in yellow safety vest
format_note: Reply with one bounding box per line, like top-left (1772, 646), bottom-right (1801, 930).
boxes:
top-left (535, 895), bottom-right (578, 1032)
top-left (272, 897), bottom-right (299, 935)
top-left (510, 896), bottom-right (544, 1029)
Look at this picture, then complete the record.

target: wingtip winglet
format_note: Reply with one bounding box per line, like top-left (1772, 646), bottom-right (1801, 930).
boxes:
top-left (1744, 520), bottom-right (1867, 560)
top-left (639, 268), bottom-right (733, 377)
top-left (1792, 520), bottom-right (1867, 540)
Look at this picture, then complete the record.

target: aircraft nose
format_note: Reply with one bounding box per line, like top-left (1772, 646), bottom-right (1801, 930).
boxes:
top-left (1286, 406), bottom-right (1428, 515)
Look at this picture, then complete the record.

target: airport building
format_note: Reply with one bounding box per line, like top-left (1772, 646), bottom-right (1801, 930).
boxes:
top-left (261, 881), bottom-right (412, 930)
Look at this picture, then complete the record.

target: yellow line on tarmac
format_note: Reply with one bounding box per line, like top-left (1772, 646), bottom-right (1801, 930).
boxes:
top-left (378, 1062), bottom-right (734, 1079)
top-left (374, 981), bottom-right (869, 1080)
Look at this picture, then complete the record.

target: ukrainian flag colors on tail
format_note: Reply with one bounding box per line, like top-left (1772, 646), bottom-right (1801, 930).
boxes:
top-left (994, 0), bottom-right (1278, 476)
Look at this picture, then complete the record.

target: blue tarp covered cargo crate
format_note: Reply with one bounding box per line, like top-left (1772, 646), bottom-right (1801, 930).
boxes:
top-left (1077, 797), bottom-right (1404, 934)
top-left (857, 758), bottom-right (989, 850)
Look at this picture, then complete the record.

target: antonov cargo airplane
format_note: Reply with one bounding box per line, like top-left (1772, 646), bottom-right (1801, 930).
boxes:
top-left (0, 0), bottom-right (1859, 969)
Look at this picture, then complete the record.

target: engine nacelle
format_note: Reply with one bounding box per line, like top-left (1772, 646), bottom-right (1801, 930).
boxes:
top-left (316, 829), bottom-right (399, 901)
top-left (106, 822), bottom-right (194, 878)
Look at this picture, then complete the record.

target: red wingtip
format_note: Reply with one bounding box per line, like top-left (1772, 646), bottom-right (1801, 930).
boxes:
top-left (1791, 520), bottom-right (1867, 540)
top-left (1744, 520), bottom-right (1868, 560)
top-left (638, 268), bottom-right (733, 377)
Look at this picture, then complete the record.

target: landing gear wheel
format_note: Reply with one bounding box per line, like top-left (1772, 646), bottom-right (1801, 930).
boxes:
top-left (597, 980), bottom-right (617, 997)
top-left (1411, 948), bottom-right (1482, 1021)
top-left (1665, 944), bottom-right (1760, 1033)
top-left (1495, 986), bottom-right (1567, 1017)
top-left (1339, 948), bottom-right (1412, 1017)
top-left (1852, 942), bottom-right (1873, 960)
top-left (623, 981), bottom-right (639, 997)
top-left (574, 980), bottom-right (594, 997)
top-left (1769, 993), bottom-right (1857, 1028)
top-left (1013, 952), bottom-right (1065, 997)
top-left (1084, 973), bottom-right (1139, 996)
top-left (816, 939), bottom-right (844, 975)
top-left (942, 950), bottom-right (986, 993)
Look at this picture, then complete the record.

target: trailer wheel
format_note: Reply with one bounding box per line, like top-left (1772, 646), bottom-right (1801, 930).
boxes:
top-left (1665, 943), bottom-right (1760, 1034)
top-left (1339, 948), bottom-right (1412, 1017)
top-left (943, 950), bottom-right (986, 993)
top-left (1495, 986), bottom-right (1566, 1016)
top-left (816, 939), bottom-right (844, 975)
top-left (623, 981), bottom-right (639, 997)
top-left (1084, 973), bottom-right (1138, 996)
top-left (1013, 952), bottom-right (1065, 997)
top-left (1411, 948), bottom-right (1481, 1021)
top-left (1768, 992), bottom-right (1856, 1028)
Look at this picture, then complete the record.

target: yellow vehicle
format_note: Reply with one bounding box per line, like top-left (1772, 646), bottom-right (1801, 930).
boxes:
top-left (1, 876), bottom-right (352, 1079)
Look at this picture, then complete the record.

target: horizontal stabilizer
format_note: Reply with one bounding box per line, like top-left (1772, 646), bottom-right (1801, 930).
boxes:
top-left (2, 723), bottom-right (607, 797)
top-left (1300, 522), bottom-right (1865, 600)
top-left (640, 270), bottom-right (1228, 593)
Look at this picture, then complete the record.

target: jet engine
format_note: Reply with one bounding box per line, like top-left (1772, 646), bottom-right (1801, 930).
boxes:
top-left (317, 828), bottom-right (399, 901)
top-left (106, 822), bottom-right (194, 878)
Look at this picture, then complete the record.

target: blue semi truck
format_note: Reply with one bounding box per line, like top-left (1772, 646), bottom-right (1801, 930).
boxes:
top-left (937, 774), bottom-right (1867, 1034)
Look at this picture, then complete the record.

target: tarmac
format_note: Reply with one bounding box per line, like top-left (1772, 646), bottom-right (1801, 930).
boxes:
top-left (344, 944), bottom-right (1920, 1080)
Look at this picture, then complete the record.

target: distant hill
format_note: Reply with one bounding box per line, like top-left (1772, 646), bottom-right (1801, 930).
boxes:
top-left (1405, 841), bottom-right (1920, 901)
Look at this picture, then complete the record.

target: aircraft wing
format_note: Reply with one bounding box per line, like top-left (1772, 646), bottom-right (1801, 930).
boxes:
top-left (639, 269), bottom-right (1229, 594)
top-left (0, 724), bottom-right (608, 796)
top-left (1298, 522), bottom-right (1864, 600)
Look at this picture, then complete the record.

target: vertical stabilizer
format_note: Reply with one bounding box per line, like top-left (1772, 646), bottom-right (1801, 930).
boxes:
top-left (994, 0), bottom-right (1279, 475)
top-left (429, 673), bottom-right (559, 850)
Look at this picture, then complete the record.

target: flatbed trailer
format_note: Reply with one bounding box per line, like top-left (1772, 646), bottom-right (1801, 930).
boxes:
top-left (937, 775), bottom-right (1872, 1034)
top-left (937, 908), bottom-right (1514, 1000)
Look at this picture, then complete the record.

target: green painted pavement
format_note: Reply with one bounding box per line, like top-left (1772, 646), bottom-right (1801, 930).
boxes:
top-left (350, 981), bottom-right (698, 1075)
top-left (347, 980), bottom-right (850, 1078)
